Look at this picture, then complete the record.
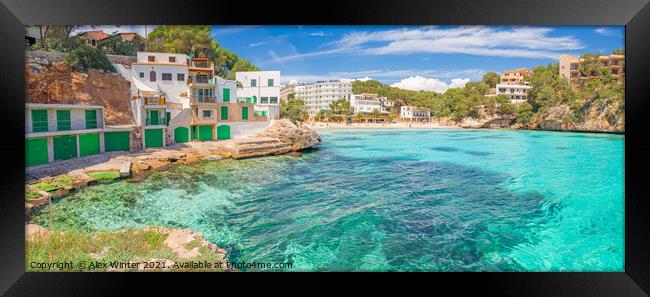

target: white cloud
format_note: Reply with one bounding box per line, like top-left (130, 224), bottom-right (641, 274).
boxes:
top-left (271, 26), bottom-right (586, 63)
top-left (309, 31), bottom-right (329, 37)
top-left (595, 27), bottom-right (622, 37)
top-left (280, 68), bottom-right (484, 86)
top-left (390, 76), bottom-right (469, 93)
top-left (288, 79), bottom-right (299, 85)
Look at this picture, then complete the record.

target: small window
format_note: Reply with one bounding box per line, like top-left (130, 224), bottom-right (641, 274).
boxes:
top-left (202, 110), bottom-right (213, 118)
top-left (169, 56), bottom-right (176, 63)
top-left (270, 97), bottom-right (278, 104)
top-left (148, 56), bottom-right (155, 62)
top-left (139, 72), bottom-right (144, 78)
top-left (250, 79), bottom-right (257, 87)
top-left (149, 71), bottom-right (156, 82)
top-left (261, 97), bottom-right (269, 104)
top-left (268, 79), bottom-right (274, 86)
top-left (162, 73), bottom-right (172, 81)
top-left (177, 73), bottom-right (185, 81)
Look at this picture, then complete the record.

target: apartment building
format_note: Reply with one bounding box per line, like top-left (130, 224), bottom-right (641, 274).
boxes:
top-left (236, 71), bottom-right (282, 119)
top-left (350, 93), bottom-right (390, 114)
top-left (280, 84), bottom-right (297, 101)
top-left (25, 104), bottom-right (132, 166)
top-left (294, 80), bottom-right (352, 115)
top-left (559, 54), bottom-right (625, 87)
top-left (495, 84), bottom-right (531, 103)
top-left (400, 106), bottom-right (431, 122)
top-left (500, 68), bottom-right (533, 85)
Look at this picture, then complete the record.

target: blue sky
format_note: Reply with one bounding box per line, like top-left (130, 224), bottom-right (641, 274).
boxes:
top-left (211, 25), bottom-right (623, 91)
top-left (72, 25), bottom-right (624, 92)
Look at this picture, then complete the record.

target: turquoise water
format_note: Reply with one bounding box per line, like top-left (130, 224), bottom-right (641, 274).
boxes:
top-left (30, 129), bottom-right (625, 271)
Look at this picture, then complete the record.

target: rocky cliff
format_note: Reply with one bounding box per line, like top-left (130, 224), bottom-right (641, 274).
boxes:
top-left (26, 58), bottom-right (134, 125)
top-left (233, 119), bottom-right (322, 159)
top-left (529, 101), bottom-right (624, 133)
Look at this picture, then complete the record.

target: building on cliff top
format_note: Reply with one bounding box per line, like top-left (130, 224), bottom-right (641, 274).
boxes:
top-left (559, 54), bottom-right (625, 88)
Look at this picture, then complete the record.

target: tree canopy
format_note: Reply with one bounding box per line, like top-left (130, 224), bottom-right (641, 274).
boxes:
top-left (147, 25), bottom-right (259, 78)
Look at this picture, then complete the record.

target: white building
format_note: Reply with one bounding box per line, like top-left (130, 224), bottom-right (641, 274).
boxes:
top-left (350, 93), bottom-right (389, 114)
top-left (294, 80), bottom-right (352, 115)
top-left (25, 103), bottom-right (132, 166)
top-left (495, 84), bottom-right (531, 103)
top-left (236, 71), bottom-right (281, 119)
top-left (400, 106), bottom-right (431, 122)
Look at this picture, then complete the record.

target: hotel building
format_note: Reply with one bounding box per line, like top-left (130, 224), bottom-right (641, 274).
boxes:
top-left (559, 54), bottom-right (625, 87)
top-left (400, 106), bottom-right (431, 122)
top-left (500, 68), bottom-right (533, 85)
top-left (294, 80), bottom-right (353, 115)
top-left (350, 93), bottom-right (390, 114)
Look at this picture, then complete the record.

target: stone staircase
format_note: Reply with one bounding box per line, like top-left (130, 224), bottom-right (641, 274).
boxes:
top-left (232, 137), bottom-right (293, 159)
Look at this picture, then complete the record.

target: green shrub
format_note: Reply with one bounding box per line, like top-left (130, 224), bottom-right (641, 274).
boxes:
top-left (63, 46), bottom-right (116, 73)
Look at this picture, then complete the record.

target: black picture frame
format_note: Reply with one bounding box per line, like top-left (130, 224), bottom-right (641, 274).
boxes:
top-left (0, 0), bottom-right (648, 295)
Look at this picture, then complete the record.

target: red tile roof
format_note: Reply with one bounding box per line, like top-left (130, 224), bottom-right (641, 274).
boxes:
top-left (78, 30), bottom-right (110, 41)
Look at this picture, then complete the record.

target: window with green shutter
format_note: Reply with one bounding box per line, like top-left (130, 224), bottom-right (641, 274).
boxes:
top-left (242, 106), bottom-right (248, 120)
top-left (220, 106), bottom-right (228, 120)
top-left (246, 97), bottom-right (251, 103)
top-left (31, 110), bottom-right (48, 132)
top-left (270, 97), bottom-right (278, 104)
top-left (223, 88), bottom-right (230, 102)
top-left (251, 79), bottom-right (257, 87)
top-left (56, 110), bottom-right (71, 131)
top-left (85, 110), bottom-right (97, 129)
top-left (268, 79), bottom-right (274, 86)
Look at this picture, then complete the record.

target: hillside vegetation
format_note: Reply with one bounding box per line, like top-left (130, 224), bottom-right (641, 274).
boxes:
top-left (350, 52), bottom-right (624, 132)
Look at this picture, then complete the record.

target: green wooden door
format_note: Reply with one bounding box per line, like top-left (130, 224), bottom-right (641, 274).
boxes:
top-left (104, 131), bottom-right (130, 151)
top-left (149, 110), bottom-right (160, 125)
top-left (31, 110), bottom-right (48, 132)
top-left (145, 129), bottom-right (163, 148)
top-left (217, 125), bottom-right (230, 140)
top-left (56, 110), bottom-right (71, 131)
top-left (174, 127), bottom-right (189, 143)
top-left (85, 110), bottom-right (97, 129)
top-left (79, 133), bottom-right (99, 157)
top-left (242, 106), bottom-right (249, 120)
top-left (53, 135), bottom-right (77, 161)
top-left (198, 125), bottom-right (213, 141)
top-left (223, 88), bottom-right (230, 102)
top-left (26, 137), bottom-right (48, 166)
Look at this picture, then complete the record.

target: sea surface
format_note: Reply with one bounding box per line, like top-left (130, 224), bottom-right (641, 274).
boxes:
top-left (30, 129), bottom-right (625, 271)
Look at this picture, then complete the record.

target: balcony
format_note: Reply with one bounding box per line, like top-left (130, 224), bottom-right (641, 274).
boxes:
top-left (190, 96), bottom-right (217, 105)
top-left (145, 97), bottom-right (166, 105)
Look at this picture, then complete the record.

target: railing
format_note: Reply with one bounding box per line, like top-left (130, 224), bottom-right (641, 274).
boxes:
top-left (146, 117), bottom-right (167, 126)
top-left (145, 97), bottom-right (166, 105)
top-left (190, 96), bottom-right (216, 104)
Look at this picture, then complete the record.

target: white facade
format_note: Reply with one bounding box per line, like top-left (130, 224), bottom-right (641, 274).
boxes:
top-left (132, 52), bottom-right (190, 108)
top-left (400, 105), bottom-right (431, 122)
top-left (350, 93), bottom-right (389, 114)
top-left (236, 71), bottom-right (281, 119)
top-left (215, 76), bottom-right (237, 103)
top-left (495, 84), bottom-right (531, 103)
top-left (294, 80), bottom-right (352, 115)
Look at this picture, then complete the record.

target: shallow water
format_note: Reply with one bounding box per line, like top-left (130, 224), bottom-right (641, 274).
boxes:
top-left (30, 129), bottom-right (625, 271)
